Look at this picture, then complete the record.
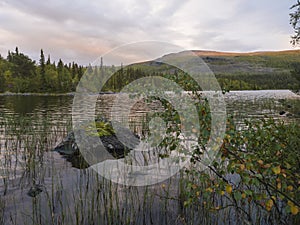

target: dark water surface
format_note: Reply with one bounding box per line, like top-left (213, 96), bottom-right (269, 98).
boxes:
top-left (0, 90), bottom-right (299, 224)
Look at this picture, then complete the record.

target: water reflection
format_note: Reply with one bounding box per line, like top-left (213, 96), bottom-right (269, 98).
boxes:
top-left (0, 91), bottom-right (299, 224)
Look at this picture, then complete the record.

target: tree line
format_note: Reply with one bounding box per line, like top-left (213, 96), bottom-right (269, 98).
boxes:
top-left (0, 47), bottom-right (84, 93)
top-left (0, 47), bottom-right (299, 93)
top-left (0, 48), bottom-right (201, 93)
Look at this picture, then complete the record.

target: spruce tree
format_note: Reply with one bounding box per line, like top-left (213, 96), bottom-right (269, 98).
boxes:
top-left (46, 55), bottom-right (51, 65)
top-left (40, 49), bottom-right (46, 91)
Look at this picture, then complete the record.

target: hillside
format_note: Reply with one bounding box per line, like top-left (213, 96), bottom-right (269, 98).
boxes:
top-left (130, 49), bottom-right (300, 91)
top-left (193, 50), bottom-right (300, 90)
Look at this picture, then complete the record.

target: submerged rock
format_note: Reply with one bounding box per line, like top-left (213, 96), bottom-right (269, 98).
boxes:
top-left (27, 184), bottom-right (43, 197)
top-left (53, 119), bottom-right (139, 169)
top-left (279, 111), bottom-right (293, 117)
top-left (279, 111), bottom-right (286, 115)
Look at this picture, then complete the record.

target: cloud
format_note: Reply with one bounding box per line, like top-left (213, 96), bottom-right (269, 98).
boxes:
top-left (0, 0), bottom-right (297, 65)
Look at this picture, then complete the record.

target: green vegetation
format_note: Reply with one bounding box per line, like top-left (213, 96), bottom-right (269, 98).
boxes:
top-left (1, 47), bottom-right (300, 93)
top-left (202, 51), bottom-right (300, 91)
top-left (101, 51), bottom-right (300, 92)
top-left (183, 118), bottom-right (300, 224)
top-left (81, 120), bottom-right (116, 137)
top-left (0, 47), bottom-right (84, 93)
top-left (216, 71), bottom-right (297, 90)
top-left (152, 88), bottom-right (300, 224)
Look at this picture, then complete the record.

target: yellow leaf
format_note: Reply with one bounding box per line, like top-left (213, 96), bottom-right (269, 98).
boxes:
top-left (258, 160), bottom-right (264, 165)
top-left (291, 205), bottom-right (299, 215)
top-left (220, 191), bottom-right (225, 196)
top-left (272, 166), bottom-right (281, 175)
top-left (226, 185), bottom-right (232, 194)
top-left (265, 199), bottom-right (274, 211)
top-left (240, 164), bottom-right (245, 171)
top-left (206, 187), bottom-right (213, 193)
top-left (241, 193), bottom-right (246, 199)
top-left (277, 182), bottom-right (282, 189)
top-left (282, 173), bottom-right (287, 178)
top-left (287, 186), bottom-right (294, 191)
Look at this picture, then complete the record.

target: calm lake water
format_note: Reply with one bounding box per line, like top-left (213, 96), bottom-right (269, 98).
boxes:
top-left (0, 90), bottom-right (299, 225)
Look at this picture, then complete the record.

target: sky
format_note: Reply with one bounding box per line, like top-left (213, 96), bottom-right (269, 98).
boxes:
top-left (0, 0), bottom-right (298, 65)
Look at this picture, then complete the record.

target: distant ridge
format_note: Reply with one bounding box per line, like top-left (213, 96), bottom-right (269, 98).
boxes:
top-left (191, 49), bottom-right (300, 57)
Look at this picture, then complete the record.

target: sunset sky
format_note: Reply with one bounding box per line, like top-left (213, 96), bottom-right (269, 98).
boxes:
top-left (0, 0), bottom-right (297, 65)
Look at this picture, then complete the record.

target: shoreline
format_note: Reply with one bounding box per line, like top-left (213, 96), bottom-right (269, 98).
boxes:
top-left (0, 89), bottom-right (299, 95)
top-left (0, 91), bottom-right (117, 96)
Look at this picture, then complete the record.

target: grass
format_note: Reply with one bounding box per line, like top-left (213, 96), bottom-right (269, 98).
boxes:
top-left (0, 113), bottom-right (184, 224)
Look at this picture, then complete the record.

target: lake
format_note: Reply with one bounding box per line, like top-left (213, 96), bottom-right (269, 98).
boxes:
top-left (0, 90), bottom-right (299, 225)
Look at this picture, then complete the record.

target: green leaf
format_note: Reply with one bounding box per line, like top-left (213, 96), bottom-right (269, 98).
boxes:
top-left (234, 191), bottom-right (242, 201)
top-left (244, 190), bottom-right (253, 196)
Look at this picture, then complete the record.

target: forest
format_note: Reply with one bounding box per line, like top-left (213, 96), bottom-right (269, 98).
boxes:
top-left (0, 47), bottom-right (84, 93)
top-left (0, 47), bottom-right (299, 93)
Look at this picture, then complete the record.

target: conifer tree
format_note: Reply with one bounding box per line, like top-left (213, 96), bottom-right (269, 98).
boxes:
top-left (40, 49), bottom-right (46, 91)
top-left (46, 55), bottom-right (51, 65)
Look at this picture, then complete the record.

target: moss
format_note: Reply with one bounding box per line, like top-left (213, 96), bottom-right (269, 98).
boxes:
top-left (95, 121), bottom-right (115, 136)
top-left (83, 120), bottom-right (115, 137)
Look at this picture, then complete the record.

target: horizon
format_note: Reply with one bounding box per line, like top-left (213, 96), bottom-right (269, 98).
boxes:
top-left (2, 47), bottom-right (300, 66)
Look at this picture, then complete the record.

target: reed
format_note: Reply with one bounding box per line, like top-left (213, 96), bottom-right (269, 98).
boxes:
top-left (0, 101), bottom-right (299, 224)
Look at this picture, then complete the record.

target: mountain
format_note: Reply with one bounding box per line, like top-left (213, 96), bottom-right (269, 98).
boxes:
top-left (192, 49), bottom-right (300, 57)
top-left (134, 49), bottom-right (300, 90)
